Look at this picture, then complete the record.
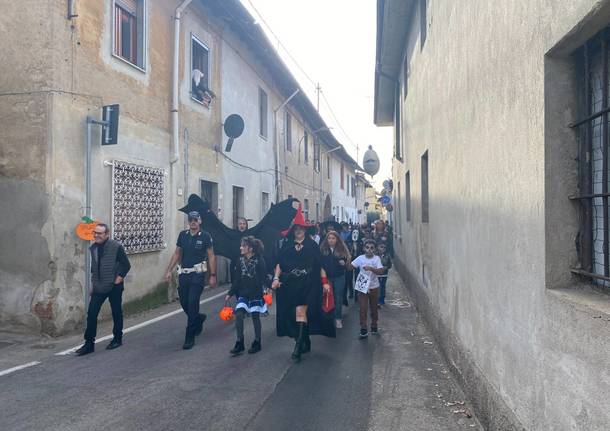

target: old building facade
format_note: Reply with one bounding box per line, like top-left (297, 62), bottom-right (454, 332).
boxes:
top-left (375, 0), bottom-right (610, 429)
top-left (0, 0), bottom-right (359, 335)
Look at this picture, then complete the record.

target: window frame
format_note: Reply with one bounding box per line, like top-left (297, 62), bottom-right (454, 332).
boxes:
top-left (112, 0), bottom-right (147, 72)
top-left (304, 131), bottom-right (309, 164)
top-left (340, 163), bottom-right (345, 189)
top-left (258, 88), bottom-right (268, 138)
top-left (285, 112), bottom-right (292, 151)
top-left (190, 34), bottom-right (211, 106)
top-left (421, 151), bottom-right (429, 223)
top-left (405, 171), bottom-right (411, 222)
top-left (420, 0), bottom-right (427, 50)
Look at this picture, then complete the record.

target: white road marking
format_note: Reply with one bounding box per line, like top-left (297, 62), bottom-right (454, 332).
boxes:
top-left (55, 290), bottom-right (228, 356)
top-left (0, 361), bottom-right (41, 377)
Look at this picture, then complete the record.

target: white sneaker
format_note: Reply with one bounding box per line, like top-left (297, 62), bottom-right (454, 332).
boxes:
top-left (335, 319), bottom-right (343, 329)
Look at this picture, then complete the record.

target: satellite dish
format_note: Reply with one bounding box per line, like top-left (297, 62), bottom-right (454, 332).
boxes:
top-left (223, 114), bottom-right (245, 152)
top-left (363, 145), bottom-right (380, 176)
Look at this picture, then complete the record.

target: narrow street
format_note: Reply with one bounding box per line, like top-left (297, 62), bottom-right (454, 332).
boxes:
top-left (1, 272), bottom-right (481, 431)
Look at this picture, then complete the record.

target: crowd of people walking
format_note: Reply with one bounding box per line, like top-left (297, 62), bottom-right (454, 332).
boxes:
top-left (75, 200), bottom-right (394, 364)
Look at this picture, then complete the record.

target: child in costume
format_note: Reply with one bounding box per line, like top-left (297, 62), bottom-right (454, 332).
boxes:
top-left (351, 239), bottom-right (385, 338)
top-left (225, 236), bottom-right (268, 356)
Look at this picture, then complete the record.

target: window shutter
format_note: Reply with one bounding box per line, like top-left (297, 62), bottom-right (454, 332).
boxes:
top-left (117, 0), bottom-right (138, 14)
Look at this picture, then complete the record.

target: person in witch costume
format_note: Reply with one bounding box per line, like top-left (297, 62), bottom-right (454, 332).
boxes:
top-left (271, 206), bottom-right (336, 362)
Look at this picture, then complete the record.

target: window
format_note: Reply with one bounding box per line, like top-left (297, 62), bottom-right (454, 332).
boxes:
top-left (191, 36), bottom-right (211, 105)
top-left (316, 202), bottom-right (320, 222)
top-left (397, 181), bottom-right (402, 237)
top-left (346, 174), bottom-right (350, 196)
top-left (327, 155), bottom-right (331, 179)
top-left (112, 161), bottom-right (164, 254)
top-left (113, 0), bottom-right (146, 69)
top-left (304, 199), bottom-right (310, 221)
top-left (405, 171), bottom-right (411, 221)
top-left (572, 31), bottom-right (610, 284)
top-left (421, 151), bottom-right (429, 223)
top-left (201, 180), bottom-right (218, 216)
top-left (351, 177), bottom-right (356, 198)
top-left (304, 132), bottom-right (309, 164)
top-left (420, 0), bottom-right (427, 49)
top-left (394, 87), bottom-right (403, 161)
top-left (285, 112), bottom-right (292, 151)
top-left (403, 53), bottom-right (409, 100)
top-left (261, 192), bottom-right (270, 219)
top-left (232, 186), bottom-right (244, 229)
top-left (340, 163), bottom-right (345, 189)
top-left (259, 88), bottom-right (268, 138)
top-left (314, 141), bottom-right (321, 172)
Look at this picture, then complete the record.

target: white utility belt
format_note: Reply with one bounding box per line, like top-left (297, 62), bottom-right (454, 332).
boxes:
top-left (177, 261), bottom-right (207, 274)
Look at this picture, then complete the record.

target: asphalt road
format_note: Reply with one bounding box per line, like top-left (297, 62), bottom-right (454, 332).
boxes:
top-left (0, 272), bottom-right (482, 431)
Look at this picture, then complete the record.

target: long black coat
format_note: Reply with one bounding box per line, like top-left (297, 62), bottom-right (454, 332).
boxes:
top-left (275, 238), bottom-right (336, 339)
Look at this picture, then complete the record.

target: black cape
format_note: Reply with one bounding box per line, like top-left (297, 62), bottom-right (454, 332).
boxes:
top-left (275, 238), bottom-right (336, 339)
top-left (179, 194), bottom-right (298, 274)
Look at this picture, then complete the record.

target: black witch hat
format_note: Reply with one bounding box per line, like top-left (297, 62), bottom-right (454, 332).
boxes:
top-left (179, 194), bottom-right (211, 216)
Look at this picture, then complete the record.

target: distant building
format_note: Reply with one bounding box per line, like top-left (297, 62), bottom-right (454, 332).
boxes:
top-left (374, 0), bottom-right (610, 429)
top-left (0, 0), bottom-right (358, 334)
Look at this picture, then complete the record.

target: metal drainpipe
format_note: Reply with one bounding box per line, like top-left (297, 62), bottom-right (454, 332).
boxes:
top-left (171, 0), bottom-right (194, 164)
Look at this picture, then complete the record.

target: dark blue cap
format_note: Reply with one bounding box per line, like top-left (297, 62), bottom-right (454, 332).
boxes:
top-left (188, 211), bottom-right (200, 220)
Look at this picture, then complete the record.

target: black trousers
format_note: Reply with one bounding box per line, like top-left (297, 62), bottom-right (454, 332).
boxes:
top-left (178, 273), bottom-right (205, 338)
top-left (84, 283), bottom-right (124, 342)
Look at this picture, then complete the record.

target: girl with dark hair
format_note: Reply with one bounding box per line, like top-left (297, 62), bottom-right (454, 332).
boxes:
top-left (319, 230), bottom-right (351, 328)
top-left (225, 236), bottom-right (268, 355)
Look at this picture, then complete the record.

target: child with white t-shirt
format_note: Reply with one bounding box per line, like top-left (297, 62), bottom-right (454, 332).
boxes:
top-left (351, 239), bottom-right (385, 338)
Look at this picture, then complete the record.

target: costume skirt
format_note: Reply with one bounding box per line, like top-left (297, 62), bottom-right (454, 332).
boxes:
top-left (235, 297), bottom-right (268, 314)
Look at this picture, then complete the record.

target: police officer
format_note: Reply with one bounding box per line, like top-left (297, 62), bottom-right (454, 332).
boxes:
top-left (76, 223), bottom-right (131, 356)
top-left (164, 211), bottom-right (217, 349)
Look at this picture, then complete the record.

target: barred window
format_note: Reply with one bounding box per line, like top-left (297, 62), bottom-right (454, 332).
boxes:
top-left (572, 29), bottom-right (610, 285)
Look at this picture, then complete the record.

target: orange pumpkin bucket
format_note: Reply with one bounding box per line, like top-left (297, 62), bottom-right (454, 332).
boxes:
top-left (219, 306), bottom-right (234, 321)
top-left (263, 293), bottom-right (273, 306)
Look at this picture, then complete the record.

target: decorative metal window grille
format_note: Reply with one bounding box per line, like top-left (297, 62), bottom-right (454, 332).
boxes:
top-left (112, 161), bottom-right (165, 254)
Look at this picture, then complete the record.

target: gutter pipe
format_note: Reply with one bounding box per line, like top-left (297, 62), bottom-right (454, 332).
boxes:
top-left (171, 0), bottom-right (194, 164)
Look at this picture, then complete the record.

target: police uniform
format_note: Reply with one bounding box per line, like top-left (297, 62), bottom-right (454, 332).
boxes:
top-left (176, 229), bottom-right (213, 344)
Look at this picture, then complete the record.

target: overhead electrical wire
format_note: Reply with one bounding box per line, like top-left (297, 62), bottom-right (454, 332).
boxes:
top-left (243, 0), bottom-right (361, 160)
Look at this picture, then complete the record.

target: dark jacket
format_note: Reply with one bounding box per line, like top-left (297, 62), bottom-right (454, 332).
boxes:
top-left (320, 250), bottom-right (349, 279)
top-left (228, 255), bottom-right (268, 300)
top-left (90, 239), bottom-right (131, 294)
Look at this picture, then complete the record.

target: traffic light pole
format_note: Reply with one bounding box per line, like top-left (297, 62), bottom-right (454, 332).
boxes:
top-left (83, 116), bottom-right (110, 311)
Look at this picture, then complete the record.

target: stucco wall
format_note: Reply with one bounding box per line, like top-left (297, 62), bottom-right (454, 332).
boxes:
top-left (390, 1), bottom-right (610, 429)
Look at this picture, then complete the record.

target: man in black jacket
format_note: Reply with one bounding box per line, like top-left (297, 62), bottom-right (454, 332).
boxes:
top-left (76, 223), bottom-right (131, 356)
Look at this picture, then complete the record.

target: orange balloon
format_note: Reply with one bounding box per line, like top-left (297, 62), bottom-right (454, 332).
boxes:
top-left (263, 294), bottom-right (273, 306)
top-left (76, 221), bottom-right (99, 241)
top-left (219, 306), bottom-right (234, 321)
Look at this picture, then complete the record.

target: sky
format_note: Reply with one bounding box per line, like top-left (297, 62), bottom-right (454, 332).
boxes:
top-left (240, 0), bottom-right (393, 191)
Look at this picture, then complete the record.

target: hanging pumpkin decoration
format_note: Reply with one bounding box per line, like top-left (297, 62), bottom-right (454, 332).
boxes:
top-left (219, 306), bottom-right (234, 321)
top-left (76, 216), bottom-right (99, 241)
top-left (263, 293), bottom-right (273, 306)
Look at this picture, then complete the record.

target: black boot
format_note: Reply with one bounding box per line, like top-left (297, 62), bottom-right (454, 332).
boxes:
top-left (291, 322), bottom-right (305, 362)
top-left (75, 341), bottom-right (94, 356)
top-left (230, 340), bottom-right (245, 356)
top-left (195, 313), bottom-right (207, 336)
top-left (183, 334), bottom-right (195, 350)
top-left (302, 324), bottom-right (311, 354)
top-left (106, 338), bottom-right (122, 350)
top-left (248, 339), bottom-right (261, 354)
